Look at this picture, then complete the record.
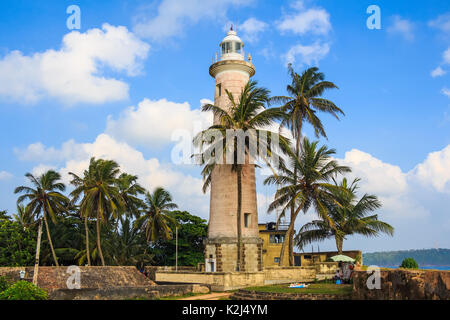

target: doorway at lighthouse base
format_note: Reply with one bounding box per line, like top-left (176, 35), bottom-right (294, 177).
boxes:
top-left (204, 238), bottom-right (263, 273)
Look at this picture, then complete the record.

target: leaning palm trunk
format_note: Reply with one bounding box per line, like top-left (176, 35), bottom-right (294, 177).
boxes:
top-left (84, 216), bottom-right (91, 266)
top-left (335, 237), bottom-right (343, 255)
top-left (236, 165), bottom-right (243, 272)
top-left (96, 215), bottom-right (106, 266)
top-left (42, 212), bottom-right (59, 267)
top-left (279, 206), bottom-right (302, 266)
top-left (32, 218), bottom-right (43, 285)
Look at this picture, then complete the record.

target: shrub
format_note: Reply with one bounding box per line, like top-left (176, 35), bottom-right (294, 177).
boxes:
top-left (400, 257), bottom-right (419, 269)
top-left (0, 276), bottom-right (11, 292)
top-left (0, 281), bottom-right (48, 300)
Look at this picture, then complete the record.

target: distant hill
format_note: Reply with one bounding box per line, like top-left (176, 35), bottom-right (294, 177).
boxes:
top-left (363, 249), bottom-right (450, 266)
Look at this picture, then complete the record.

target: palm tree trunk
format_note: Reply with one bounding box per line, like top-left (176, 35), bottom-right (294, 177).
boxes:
top-left (96, 215), bottom-right (106, 266)
top-left (84, 216), bottom-right (91, 266)
top-left (279, 206), bottom-right (302, 266)
top-left (335, 237), bottom-right (343, 254)
top-left (32, 218), bottom-right (43, 285)
top-left (42, 212), bottom-right (59, 267)
top-left (288, 123), bottom-right (302, 266)
top-left (236, 165), bottom-right (243, 272)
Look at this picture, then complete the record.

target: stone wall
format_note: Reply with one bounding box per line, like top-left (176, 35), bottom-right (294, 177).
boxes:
top-left (231, 289), bottom-right (351, 300)
top-left (50, 284), bottom-right (209, 300)
top-left (155, 266), bottom-right (317, 291)
top-left (263, 267), bottom-right (316, 285)
top-left (0, 266), bottom-right (155, 291)
top-left (352, 268), bottom-right (450, 300)
top-left (155, 271), bottom-right (265, 291)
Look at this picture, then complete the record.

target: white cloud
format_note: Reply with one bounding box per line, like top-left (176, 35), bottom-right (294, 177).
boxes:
top-left (236, 18), bottom-right (269, 43)
top-left (444, 48), bottom-right (450, 65)
top-left (0, 171), bottom-right (12, 181)
top-left (387, 16), bottom-right (415, 42)
top-left (133, 0), bottom-right (251, 41)
top-left (412, 145), bottom-right (450, 194)
top-left (105, 98), bottom-right (213, 148)
top-left (441, 88), bottom-right (450, 98)
top-left (431, 66), bottom-right (446, 78)
top-left (0, 24), bottom-right (150, 105)
top-left (277, 1), bottom-right (331, 36)
top-left (283, 41), bottom-right (330, 66)
top-left (428, 13), bottom-right (450, 32)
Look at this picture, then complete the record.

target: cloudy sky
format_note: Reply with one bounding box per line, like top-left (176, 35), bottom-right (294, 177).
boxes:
top-left (1, 0), bottom-right (449, 253)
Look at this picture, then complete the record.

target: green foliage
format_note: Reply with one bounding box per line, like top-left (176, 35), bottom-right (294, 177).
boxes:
top-left (0, 217), bottom-right (35, 267)
top-left (400, 257), bottom-right (419, 269)
top-left (151, 211), bottom-right (208, 267)
top-left (363, 249), bottom-right (450, 267)
top-left (0, 281), bottom-right (48, 300)
top-left (0, 276), bottom-right (11, 292)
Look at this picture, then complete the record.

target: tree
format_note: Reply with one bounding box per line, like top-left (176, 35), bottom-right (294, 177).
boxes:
top-left (14, 171), bottom-right (69, 266)
top-left (115, 173), bottom-right (146, 220)
top-left (272, 65), bottom-right (344, 266)
top-left (264, 138), bottom-right (351, 266)
top-left (135, 187), bottom-right (178, 243)
top-left (13, 204), bottom-right (36, 230)
top-left (151, 211), bottom-right (208, 267)
top-left (194, 80), bottom-right (289, 271)
top-left (295, 178), bottom-right (394, 254)
top-left (0, 215), bottom-right (35, 267)
top-left (72, 158), bottom-right (125, 266)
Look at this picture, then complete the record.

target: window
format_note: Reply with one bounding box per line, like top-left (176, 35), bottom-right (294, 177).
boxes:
top-left (222, 42), bottom-right (232, 54)
top-left (216, 84), bottom-right (222, 97)
top-left (235, 42), bottom-right (241, 53)
top-left (244, 213), bottom-right (250, 228)
top-left (304, 255), bottom-right (312, 260)
top-left (269, 234), bottom-right (285, 244)
top-left (274, 257), bottom-right (280, 263)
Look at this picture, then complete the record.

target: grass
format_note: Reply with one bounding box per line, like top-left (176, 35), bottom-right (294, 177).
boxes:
top-left (245, 283), bottom-right (353, 296)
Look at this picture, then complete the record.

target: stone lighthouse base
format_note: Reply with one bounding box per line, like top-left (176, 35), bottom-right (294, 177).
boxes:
top-left (204, 238), bottom-right (263, 273)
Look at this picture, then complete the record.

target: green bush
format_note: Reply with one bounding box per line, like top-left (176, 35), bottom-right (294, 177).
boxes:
top-left (400, 257), bottom-right (419, 269)
top-left (0, 276), bottom-right (11, 292)
top-left (0, 281), bottom-right (48, 300)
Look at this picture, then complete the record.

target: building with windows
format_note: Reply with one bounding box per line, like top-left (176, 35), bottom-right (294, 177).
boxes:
top-left (258, 222), bottom-right (289, 267)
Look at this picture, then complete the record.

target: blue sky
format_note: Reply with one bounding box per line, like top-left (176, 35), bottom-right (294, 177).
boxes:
top-left (0, 0), bottom-right (449, 253)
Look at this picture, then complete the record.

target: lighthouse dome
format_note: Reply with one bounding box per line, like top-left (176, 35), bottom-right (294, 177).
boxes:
top-left (219, 27), bottom-right (245, 61)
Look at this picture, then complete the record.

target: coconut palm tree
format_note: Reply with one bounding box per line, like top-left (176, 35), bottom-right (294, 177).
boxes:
top-left (13, 204), bottom-right (36, 230)
top-left (73, 158), bottom-right (124, 266)
top-left (14, 170), bottom-right (69, 266)
top-left (194, 80), bottom-right (290, 271)
top-left (115, 173), bottom-right (146, 220)
top-left (295, 178), bottom-right (394, 254)
top-left (135, 187), bottom-right (178, 243)
top-left (264, 138), bottom-right (351, 266)
top-left (271, 65), bottom-right (344, 266)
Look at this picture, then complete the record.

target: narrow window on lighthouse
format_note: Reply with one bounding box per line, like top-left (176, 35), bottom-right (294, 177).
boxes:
top-left (216, 84), bottom-right (222, 97)
top-left (244, 213), bottom-right (251, 228)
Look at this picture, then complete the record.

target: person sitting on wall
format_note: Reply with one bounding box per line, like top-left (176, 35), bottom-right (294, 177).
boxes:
top-left (334, 269), bottom-right (341, 281)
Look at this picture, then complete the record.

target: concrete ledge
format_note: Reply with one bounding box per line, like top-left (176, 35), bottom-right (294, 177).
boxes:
top-left (232, 289), bottom-right (352, 300)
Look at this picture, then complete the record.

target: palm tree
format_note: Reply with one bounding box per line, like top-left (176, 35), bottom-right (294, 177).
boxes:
top-left (13, 204), bottom-right (36, 230)
top-left (73, 158), bottom-right (124, 266)
top-left (194, 80), bottom-right (289, 271)
top-left (264, 138), bottom-right (351, 266)
top-left (115, 173), bottom-right (146, 220)
top-left (14, 170), bottom-right (69, 266)
top-left (69, 171), bottom-right (93, 266)
top-left (271, 65), bottom-right (344, 266)
top-left (295, 178), bottom-right (394, 254)
top-left (135, 187), bottom-right (178, 243)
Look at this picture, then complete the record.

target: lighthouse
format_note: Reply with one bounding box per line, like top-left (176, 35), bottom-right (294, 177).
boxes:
top-left (204, 28), bottom-right (263, 273)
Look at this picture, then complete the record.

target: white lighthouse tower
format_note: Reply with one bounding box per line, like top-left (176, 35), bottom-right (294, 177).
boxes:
top-left (204, 27), bottom-right (263, 273)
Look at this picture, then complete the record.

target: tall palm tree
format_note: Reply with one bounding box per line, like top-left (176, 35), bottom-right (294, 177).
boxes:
top-left (295, 178), bottom-right (394, 254)
top-left (194, 80), bottom-right (289, 271)
top-left (115, 173), bottom-right (146, 220)
top-left (14, 170), bottom-right (69, 266)
top-left (13, 204), bottom-right (36, 230)
top-left (272, 65), bottom-right (344, 266)
top-left (69, 171), bottom-right (93, 266)
top-left (73, 158), bottom-right (124, 266)
top-left (135, 187), bottom-right (178, 243)
top-left (264, 138), bottom-right (351, 266)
